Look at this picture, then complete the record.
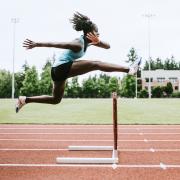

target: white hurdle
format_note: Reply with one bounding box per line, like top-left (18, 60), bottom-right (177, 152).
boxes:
top-left (56, 92), bottom-right (119, 164)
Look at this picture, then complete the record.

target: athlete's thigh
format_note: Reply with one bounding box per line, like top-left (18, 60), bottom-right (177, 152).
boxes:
top-left (68, 60), bottom-right (98, 78)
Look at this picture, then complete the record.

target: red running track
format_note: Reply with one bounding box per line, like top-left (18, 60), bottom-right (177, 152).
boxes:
top-left (0, 125), bottom-right (180, 180)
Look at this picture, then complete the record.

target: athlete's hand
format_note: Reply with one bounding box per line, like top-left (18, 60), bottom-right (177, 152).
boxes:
top-left (86, 32), bottom-right (100, 45)
top-left (23, 39), bottom-right (37, 50)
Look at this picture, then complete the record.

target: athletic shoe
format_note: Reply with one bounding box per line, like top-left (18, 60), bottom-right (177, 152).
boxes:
top-left (128, 57), bottom-right (142, 75)
top-left (16, 96), bottom-right (26, 113)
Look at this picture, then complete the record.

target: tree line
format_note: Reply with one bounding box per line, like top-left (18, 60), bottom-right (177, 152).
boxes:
top-left (0, 60), bottom-right (123, 98)
top-left (1, 48), bottom-right (180, 98)
top-left (143, 56), bottom-right (180, 70)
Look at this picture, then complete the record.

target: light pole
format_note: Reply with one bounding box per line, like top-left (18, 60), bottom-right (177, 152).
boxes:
top-left (142, 14), bottom-right (155, 98)
top-left (135, 73), bottom-right (137, 98)
top-left (11, 18), bottom-right (19, 99)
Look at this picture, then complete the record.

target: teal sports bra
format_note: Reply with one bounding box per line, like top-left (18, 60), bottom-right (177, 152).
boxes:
top-left (52, 35), bottom-right (87, 67)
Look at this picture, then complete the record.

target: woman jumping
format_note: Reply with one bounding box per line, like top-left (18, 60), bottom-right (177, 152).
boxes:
top-left (16, 12), bottom-right (141, 113)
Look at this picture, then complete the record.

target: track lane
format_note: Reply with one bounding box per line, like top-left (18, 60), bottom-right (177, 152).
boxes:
top-left (1, 124), bottom-right (180, 180)
top-left (0, 166), bottom-right (180, 180)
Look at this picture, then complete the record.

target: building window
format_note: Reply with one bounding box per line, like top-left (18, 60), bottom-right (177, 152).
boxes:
top-left (145, 78), bottom-right (153, 82)
top-left (175, 86), bottom-right (178, 90)
top-left (169, 77), bottom-right (178, 83)
top-left (157, 77), bottom-right (165, 83)
top-left (137, 79), bottom-right (142, 84)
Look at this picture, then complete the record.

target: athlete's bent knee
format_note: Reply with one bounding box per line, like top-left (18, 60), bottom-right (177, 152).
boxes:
top-left (52, 97), bottom-right (62, 105)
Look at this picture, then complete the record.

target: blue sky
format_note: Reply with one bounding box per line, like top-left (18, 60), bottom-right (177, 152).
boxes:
top-left (1, 0), bottom-right (180, 79)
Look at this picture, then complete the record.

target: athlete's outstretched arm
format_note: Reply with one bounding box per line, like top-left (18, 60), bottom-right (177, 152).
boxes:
top-left (86, 32), bottom-right (110, 49)
top-left (23, 39), bottom-right (82, 52)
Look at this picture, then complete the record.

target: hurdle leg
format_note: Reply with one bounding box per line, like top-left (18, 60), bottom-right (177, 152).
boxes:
top-left (112, 92), bottom-right (118, 163)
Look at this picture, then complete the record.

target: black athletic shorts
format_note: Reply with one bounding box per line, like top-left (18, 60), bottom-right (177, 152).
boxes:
top-left (51, 62), bottom-right (73, 81)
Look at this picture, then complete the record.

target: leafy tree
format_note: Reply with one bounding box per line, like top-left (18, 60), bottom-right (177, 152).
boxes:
top-left (164, 58), bottom-right (171, 70)
top-left (152, 86), bottom-right (163, 98)
top-left (67, 77), bottom-right (82, 98)
top-left (82, 76), bottom-right (98, 98)
top-left (15, 61), bottom-right (31, 97)
top-left (155, 58), bottom-right (164, 69)
top-left (169, 56), bottom-right (178, 70)
top-left (120, 75), bottom-right (135, 97)
top-left (96, 78), bottom-right (109, 97)
top-left (126, 47), bottom-right (138, 63)
top-left (143, 60), bottom-right (149, 70)
top-left (164, 82), bottom-right (173, 97)
top-left (0, 69), bottom-right (12, 98)
top-left (171, 92), bottom-right (180, 98)
top-left (64, 80), bottom-right (70, 97)
top-left (143, 56), bottom-right (180, 70)
top-left (150, 59), bottom-right (156, 70)
top-left (143, 58), bottom-right (154, 70)
top-left (108, 77), bottom-right (120, 95)
top-left (139, 89), bottom-right (148, 98)
top-left (14, 72), bottom-right (25, 98)
top-left (39, 60), bottom-right (52, 95)
top-left (22, 60), bottom-right (30, 72)
top-left (99, 74), bottom-right (111, 84)
top-left (20, 66), bottom-right (39, 96)
top-left (163, 56), bottom-right (178, 70)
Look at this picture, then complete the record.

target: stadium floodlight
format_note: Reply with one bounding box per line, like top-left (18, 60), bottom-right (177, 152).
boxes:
top-left (11, 18), bottom-right (19, 99)
top-left (142, 13), bottom-right (156, 98)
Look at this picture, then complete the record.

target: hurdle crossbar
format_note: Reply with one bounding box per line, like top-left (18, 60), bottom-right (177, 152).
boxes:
top-left (56, 92), bottom-right (118, 164)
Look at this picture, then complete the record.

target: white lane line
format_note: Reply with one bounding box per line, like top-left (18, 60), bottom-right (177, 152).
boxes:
top-left (160, 162), bottom-right (167, 170)
top-left (144, 139), bottom-right (148, 142)
top-left (1, 127), bottom-right (180, 130)
top-left (1, 148), bottom-right (180, 152)
top-left (0, 148), bottom-right (180, 152)
top-left (137, 133), bottom-right (180, 134)
top-left (112, 163), bottom-right (118, 169)
top-left (0, 163), bottom-right (180, 168)
top-left (0, 148), bottom-right (69, 151)
top-left (0, 139), bottom-right (138, 142)
top-left (0, 139), bottom-right (180, 142)
top-left (0, 128), bottom-right (112, 130)
top-left (0, 133), bottom-right (112, 135)
top-left (1, 133), bottom-right (180, 135)
top-left (149, 148), bottom-right (155, 152)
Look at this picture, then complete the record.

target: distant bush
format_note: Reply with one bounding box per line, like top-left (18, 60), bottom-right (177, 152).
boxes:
top-left (171, 92), bottom-right (180, 98)
top-left (139, 89), bottom-right (148, 98)
top-left (152, 86), bottom-right (163, 98)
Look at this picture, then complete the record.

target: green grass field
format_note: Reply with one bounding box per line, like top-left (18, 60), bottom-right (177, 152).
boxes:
top-left (0, 98), bottom-right (180, 124)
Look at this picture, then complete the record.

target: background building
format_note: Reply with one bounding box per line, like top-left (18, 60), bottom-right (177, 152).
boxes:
top-left (141, 69), bottom-right (180, 92)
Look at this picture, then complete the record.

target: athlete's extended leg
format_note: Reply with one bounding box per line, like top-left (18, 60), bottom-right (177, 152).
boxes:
top-left (68, 60), bottom-right (129, 78)
top-left (16, 81), bottom-right (66, 113)
top-left (68, 58), bottom-right (141, 78)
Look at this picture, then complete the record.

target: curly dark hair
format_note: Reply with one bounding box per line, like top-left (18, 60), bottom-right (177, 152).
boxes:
top-left (70, 12), bottom-right (98, 34)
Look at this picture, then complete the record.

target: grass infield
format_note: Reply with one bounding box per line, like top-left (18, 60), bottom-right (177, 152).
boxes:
top-left (0, 98), bottom-right (180, 124)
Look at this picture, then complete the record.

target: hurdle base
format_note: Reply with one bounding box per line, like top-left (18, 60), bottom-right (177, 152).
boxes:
top-left (56, 146), bottom-right (118, 164)
top-left (69, 146), bottom-right (113, 151)
top-left (56, 157), bottom-right (118, 164)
